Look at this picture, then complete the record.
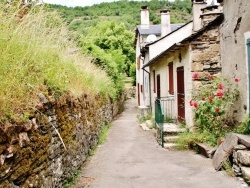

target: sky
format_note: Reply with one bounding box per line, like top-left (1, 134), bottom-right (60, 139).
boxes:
top-left (42, 0), bottom-right (215, 8)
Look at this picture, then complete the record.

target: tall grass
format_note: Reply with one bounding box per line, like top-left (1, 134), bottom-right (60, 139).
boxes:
top-left (0, 2), bottom-right (116, 120)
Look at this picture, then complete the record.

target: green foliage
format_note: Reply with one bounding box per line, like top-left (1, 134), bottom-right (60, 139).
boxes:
top-left (184, 74), bottom-right (241, 146)
top-left (81, 21), bottom-right (136, 96)
top-left (0, 2), bottom-right (116, 120)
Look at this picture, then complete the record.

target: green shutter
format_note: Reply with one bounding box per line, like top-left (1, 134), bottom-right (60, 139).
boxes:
top-left (247, 38), bottom-right (250, 130)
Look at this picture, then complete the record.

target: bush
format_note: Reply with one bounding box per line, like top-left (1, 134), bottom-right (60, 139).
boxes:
top-left (189, 74), bottom-right (240, 146)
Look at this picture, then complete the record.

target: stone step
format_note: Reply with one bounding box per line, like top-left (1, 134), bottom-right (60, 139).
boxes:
top-left (163, 135), bottom-right (179, 143)
top-left (163, 143), bottom-right (180, 150)
top-left (162, 123), bottom-right (186, 135)
top-left (140, 123), bottom-right (150, 131)
top-left (145, 120), bottom-right (154, 129)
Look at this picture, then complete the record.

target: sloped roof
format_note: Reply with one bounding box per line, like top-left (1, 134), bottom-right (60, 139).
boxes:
top-left (142, 14), bottom-right (224, 68)
top-left (137, 24), bottom-right (184, 36)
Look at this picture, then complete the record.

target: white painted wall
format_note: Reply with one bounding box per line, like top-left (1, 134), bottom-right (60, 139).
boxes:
top-left (148, 22), bottom-right (193, 60)
top-left (149, 46), bottom-right (194, 127)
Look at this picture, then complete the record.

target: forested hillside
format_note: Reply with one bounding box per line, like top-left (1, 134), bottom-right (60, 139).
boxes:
top-left (47, 0), bottom-right (192, 86)
top-left (49, 0), bottom-right (192, 34)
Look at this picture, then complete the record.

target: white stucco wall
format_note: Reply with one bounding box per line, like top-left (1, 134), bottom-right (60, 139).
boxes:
top-left (149, 46), bottom-right (194, 126)
top-left (148, 22), bottom-right (193, 60)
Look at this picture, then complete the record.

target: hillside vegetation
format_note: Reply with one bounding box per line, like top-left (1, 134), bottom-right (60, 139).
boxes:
top-left (49, 0), bottom-right (192, 34)
top-left (0, 2), bottom-right (116, 122)
top-left (48, 0), bottom-right (192, 85)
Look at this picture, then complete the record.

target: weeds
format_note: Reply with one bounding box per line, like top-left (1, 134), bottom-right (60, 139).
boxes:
top-left (0, 2), bottom-right (116, 121)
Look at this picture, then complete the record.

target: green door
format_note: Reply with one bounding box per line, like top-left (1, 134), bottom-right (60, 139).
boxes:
top-left (247, 38), bottom-right (250, 129)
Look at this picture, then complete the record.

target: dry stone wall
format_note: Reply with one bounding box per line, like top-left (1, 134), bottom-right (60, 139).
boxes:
top-left (0, 91), bottom-right (125, 187)
top-left (191, 24), bottom-right (221, 91)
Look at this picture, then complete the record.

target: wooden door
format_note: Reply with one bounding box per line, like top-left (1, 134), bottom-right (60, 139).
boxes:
top-left (137, 83), bottom-right (140, 106)
top-left (177, 67), bottom-right (185, 122)
top-left (157, 74), bottom-right (161, 98)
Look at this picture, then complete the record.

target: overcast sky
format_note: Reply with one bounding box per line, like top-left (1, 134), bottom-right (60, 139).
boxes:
top-left (42, 0), bottom-right (214, 8)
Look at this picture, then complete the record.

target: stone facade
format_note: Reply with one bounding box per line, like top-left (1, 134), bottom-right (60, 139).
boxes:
top-left (0, 91), bottom-right (125, 187)
top-left (220, 0), bottom-right (250, 121)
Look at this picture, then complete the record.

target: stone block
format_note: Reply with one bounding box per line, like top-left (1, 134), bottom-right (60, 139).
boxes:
top-left (241, 167), bottom-right (250, 184)
top-left (203, 64), bottom-right (211, 69)
top-left (210, 44), bottom-right (220, 52)
top-left (192, 52), bottom-right (211, 62)
top-left (191, 62), bottom-right (203, 71)
top-left (212, 133), bottom-right (238, 171)
top-left (237, 150), bottom-right (250, 166)
top-left (195, 142), bottom-right (215, 158)
top-left (19, 132), bottom-right (30, 148)
top-left (234, 134), bottom-right (250, 148)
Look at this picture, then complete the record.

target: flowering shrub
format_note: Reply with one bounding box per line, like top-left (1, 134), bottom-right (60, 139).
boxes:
top-left (190, 73), bottom-right (239, 142)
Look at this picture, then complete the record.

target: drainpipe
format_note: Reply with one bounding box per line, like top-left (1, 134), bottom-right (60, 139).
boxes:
top-left (141, 57), bottom-right (152, 111)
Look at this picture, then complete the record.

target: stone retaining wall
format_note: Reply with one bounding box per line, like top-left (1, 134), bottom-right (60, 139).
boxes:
top-left (0, 91), bottom-right (125, 187)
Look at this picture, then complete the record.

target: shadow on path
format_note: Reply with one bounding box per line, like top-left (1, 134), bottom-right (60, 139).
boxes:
top-left (73, 98), bottom-right (243, 188)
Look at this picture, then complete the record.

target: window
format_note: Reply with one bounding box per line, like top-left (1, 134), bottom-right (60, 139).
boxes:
top-left (153, 70), bottom-right (156, 93)
top-left (137, 56), bottom-right (140, 70)
top-left (168, 62), bottom-right (174, 95)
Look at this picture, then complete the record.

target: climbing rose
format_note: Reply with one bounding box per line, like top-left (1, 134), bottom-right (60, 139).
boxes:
top-left (209, 75), bottom-right (214, 80)
top-left (209, 97), bottom-right (213, 102)
top-left (215, 107), bottom-right (220, 112)
top-left (192, 73), bottom-right (199, 79)
top-left (193, 102), bottom-right (198, 108)
top-left (234, 77), bottom-right (239, 82)
top-left (189, 100), bottom-right (193, 106)
top-left (216, 91), bottom-right (224, 97)
top-left (218, 84), bottom-right (223, 90)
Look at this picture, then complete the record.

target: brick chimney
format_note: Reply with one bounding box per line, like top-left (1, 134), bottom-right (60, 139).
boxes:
top-left (192, 0), bottom-right (207, 31)
top-left (160, 9), bottom-right (171, 37)
top-left (141, 6), bottom-right (149, 29)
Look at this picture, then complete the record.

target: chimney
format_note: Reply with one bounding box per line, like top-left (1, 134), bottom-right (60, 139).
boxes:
top-left (192, 0), bottom-right (207, 31)
top-left (160, 9), bottom-right (171, 37)
top-left (141, 6), bottom-right (149, 29)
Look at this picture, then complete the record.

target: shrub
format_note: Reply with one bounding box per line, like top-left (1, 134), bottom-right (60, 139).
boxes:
top-left (190, 74), bottom-right (240, 145)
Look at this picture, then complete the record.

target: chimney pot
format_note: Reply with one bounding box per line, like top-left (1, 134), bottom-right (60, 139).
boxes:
top-left (161, 9), bottom-right (171, 37)
top-left (141, 5), bottom-right (150, 27)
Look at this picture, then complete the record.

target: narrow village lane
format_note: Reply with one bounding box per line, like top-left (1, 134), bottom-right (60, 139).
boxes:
top-left (73, 98), bottom-right (243, 188)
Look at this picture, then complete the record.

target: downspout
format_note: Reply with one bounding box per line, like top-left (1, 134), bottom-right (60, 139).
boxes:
top-left (141, 57), bottom-right (152, 110)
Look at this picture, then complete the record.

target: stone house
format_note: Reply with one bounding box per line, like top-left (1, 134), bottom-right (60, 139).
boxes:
top-left (135, 6), bottom-right (184, 111)
top-left (135, 0), bottom-right (225, 127)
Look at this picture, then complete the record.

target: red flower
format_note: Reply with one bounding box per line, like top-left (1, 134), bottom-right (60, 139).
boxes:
top-left (192, 73), bottom-right (199, 79)
top-left (209, 75), bottom-right (214, 80)
top-left (216, 91), bottom-right (224, 97)
top-left (215, 107), bottom-right (220, 113)
top-left (193, 102), bottom-right (198, 108)
top-left (218, 84), bottom-right (223, 90)
top-left (202, 97), bottom-right (205, 101)
top-left (209, 97), bottom-right (213, 102)
top-left (189, 100), bottom-right (193, 106)
top-left (234, 77), bottom-right (239, 82)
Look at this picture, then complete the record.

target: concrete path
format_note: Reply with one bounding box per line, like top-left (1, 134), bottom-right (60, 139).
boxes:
top-left (73, 98), bottom-right (245, 188)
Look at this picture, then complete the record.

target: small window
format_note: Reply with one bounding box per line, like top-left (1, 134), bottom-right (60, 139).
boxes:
top-left (153, 70), bottom-right (156, 93)
top-left (168, 62), bottom-right (174, 95)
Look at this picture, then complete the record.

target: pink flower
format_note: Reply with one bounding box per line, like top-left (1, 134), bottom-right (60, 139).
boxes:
top-left (192, 73), bottom-right (199, 79)
top-left (189, 100), bottom-right (193, 106)
top-left (216, 91), bottom-right (224, 97)
top-left (209, 75), bottom-right (214, 80)
top-left (215, 107), bottom-right (220, 112)
top-left (193, 102), bottom-right (198, 108)
top-left (218, 84), bottom-right (223, 90)
top-left (234, 77), bottom-right (239, 82)
top-left (209, 97), bottom-right (213, 102)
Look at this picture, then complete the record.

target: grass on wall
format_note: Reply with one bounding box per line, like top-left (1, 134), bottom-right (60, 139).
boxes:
top-left (0, 2), bottom-right (116, 121)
